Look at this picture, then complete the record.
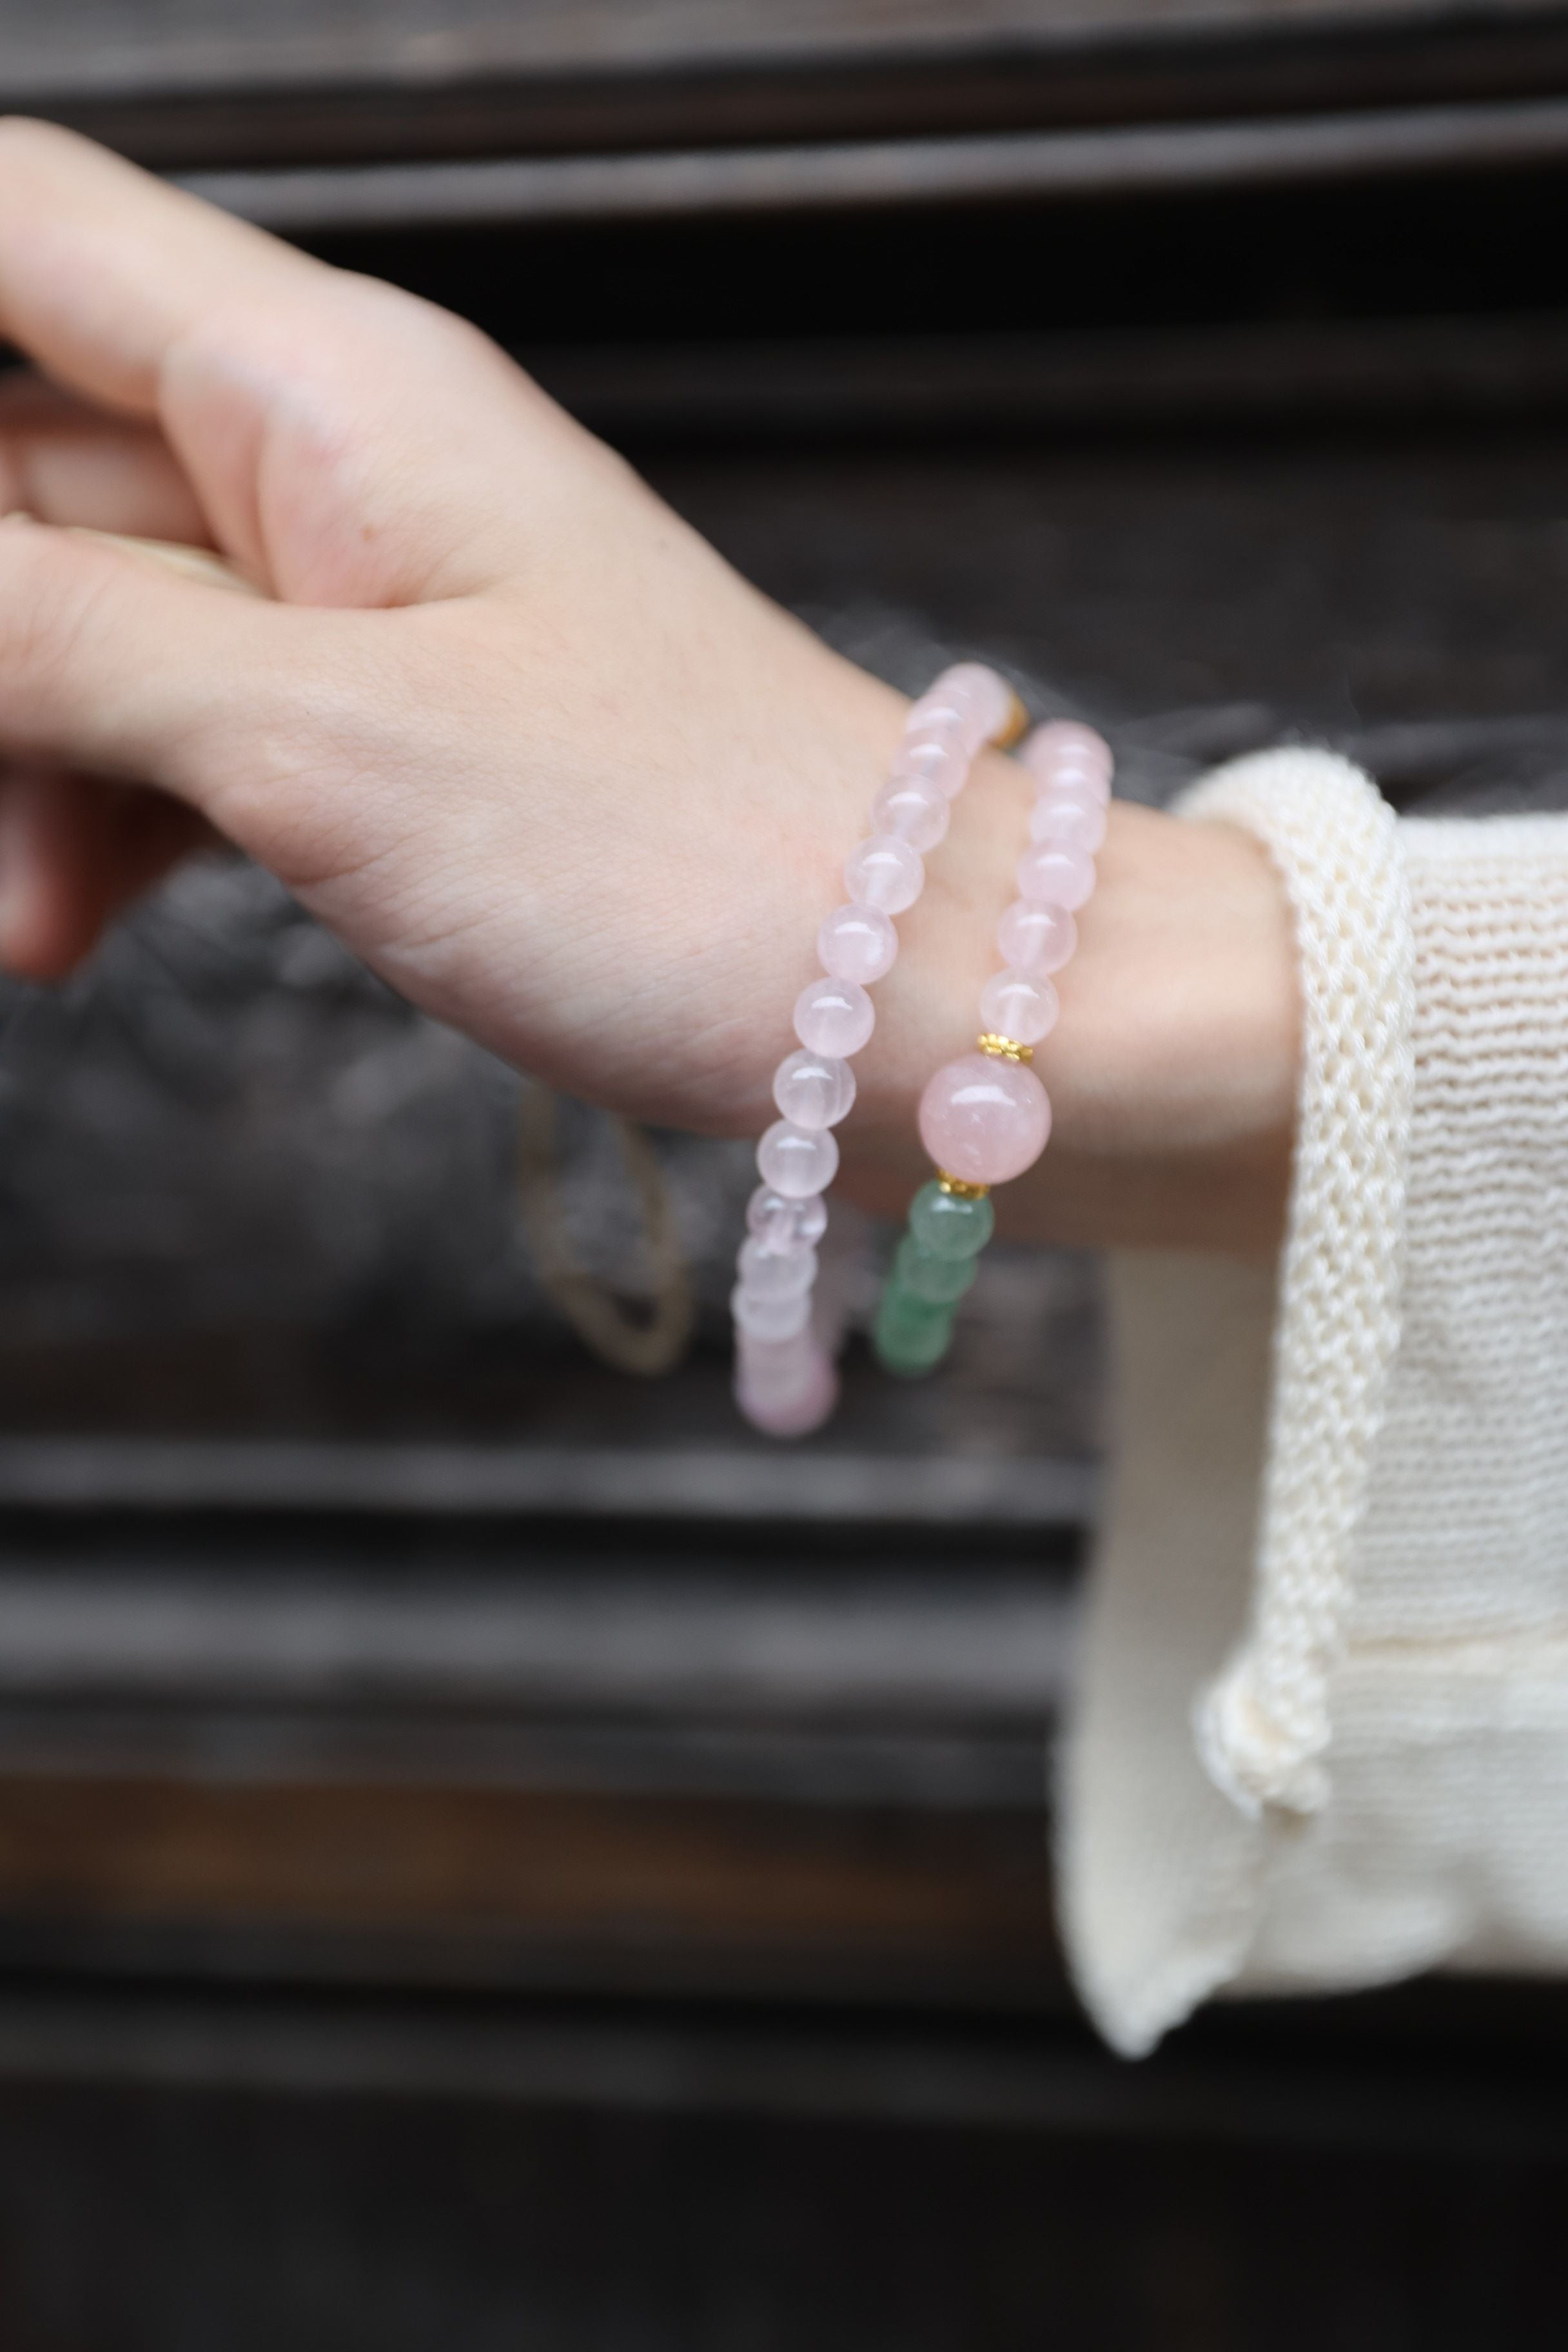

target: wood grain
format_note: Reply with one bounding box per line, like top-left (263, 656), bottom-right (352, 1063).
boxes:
top-left (182, 97), bottom-right (1568, 234)
top-left (4, 0), bottom-right (1568, 171)
top-left (0, 1773), bottom-right (1060, 1999)
top-left (4, 0), bottom-right (1561, 95)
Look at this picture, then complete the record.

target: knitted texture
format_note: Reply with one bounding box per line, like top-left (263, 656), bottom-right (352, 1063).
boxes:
top-left (1347, 815), bottom-right (1568, 1648)
top-left (1178, 751), bottom-right (1414, 1814)
top-left (1062, 777), bottom-right (1568, 2054)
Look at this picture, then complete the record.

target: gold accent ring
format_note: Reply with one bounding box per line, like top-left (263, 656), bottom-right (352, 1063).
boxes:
top-left (976, 1032), bottom-right (1033, 1063)
top-left (995, 689), bottom-right (1030, 750)
top-left (935, 1170), bottom-right (992, 1200)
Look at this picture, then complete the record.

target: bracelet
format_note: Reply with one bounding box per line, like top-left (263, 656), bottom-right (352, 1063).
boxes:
top-left (873, 719), bottom-right (1114, 1377)
top-left (734, 663), bottom-right (1026, 1436)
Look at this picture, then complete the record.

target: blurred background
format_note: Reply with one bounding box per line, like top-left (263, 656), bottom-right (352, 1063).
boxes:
top-left (1, 3), bottom-right (1567, 2344)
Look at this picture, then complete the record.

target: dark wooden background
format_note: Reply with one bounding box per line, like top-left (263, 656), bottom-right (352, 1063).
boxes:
top-left (1, 4), bottom-right (1567, 2344)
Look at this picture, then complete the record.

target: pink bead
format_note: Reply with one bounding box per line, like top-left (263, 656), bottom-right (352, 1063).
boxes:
top-left (1023, 722), bottom-right (1113, 792)
top-left (736, 1347), bottom-right (838, 1438)
top-left (793, 976), bottom-right (874, 1059)
top-left (1039, 760), bottom-right (1111, 808)
top-left (915, 664), bottom-right (1015, 752)
top-left (918, 1052), bottom-right (1052, 1186)
top-left (892, 734), bottom-right (968, 799)
top-left (979, 966), bottom-right (1059, 1046)
top-left (772, 1047), bottom-right (856, 1130)
top-left (736, 1328), bottom-right (816, 1402)
top-left (1029, 791), bottom-right (1107, 856)
top-left (730, 1283), bottom-right (811, 1342)
top-left (1017, 843), bottom-right (1096, 911)
top-left (902, 694), bottom-right (966, 746)
top-left (737, 1236), bottom-right (818, 1297)
top-left (845, 834), bottom-right (923, 916)
top-left (872, 770), bottom-right (950, 854)
top-left (997, 898), bottom-right (1077, 973)
top-left (817, 903), bottom-right (897, 985)
top-left (757, 1119), bottom-right (839, 1198)
top-left (747, 1185), bottom-right (828, 1248)
top-left (738, 1312), bottom-right (815, 1360)
top-left (954, 663), bottom-right (1019, 745)
top-left (905, 688), bottom-right (966, 736)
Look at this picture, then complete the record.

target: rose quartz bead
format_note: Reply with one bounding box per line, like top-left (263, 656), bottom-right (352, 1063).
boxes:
top-left (1017, 842), bottom-right (1096, 912)
top-left (793, 975), bottom-right (874, 1059)
top-left (905, 688), bottom-right (966, 736)
top-left (747, 1184), bottom-right (828, 1248)
top-left (997, 898), bottom-right (1077, 973)
top-left (772, 1047), bottom-right (856, 1130)
top-left (757, 1118), bottom-right (839, 1199)
top-left (1023, 722), bottom-right (1113, 791)
top-left (736, 1347), bottom-right (838, 1438)
top-left (1040, 760), bottom-right (1112, 809)
top-left (737, 1236), bottom-right (818, 1298)
top-left (979, 967), bottom-right (1059, 1046)
top-left (918, 1052), bottom-right (1052, 1186)
top-left (953, 663), bottom-right (1018, 746)
top-left (914, 665), bottom-right (1015, 752)
top-left (845, 834), bottom-right (923, 916)
top-left (738, 1335), bottom-right (818, 1412)
top-left (891, 734), bottom-right (968, 799)
top-left (738, 1314), bottom-right (812, 1360)
top-left (1028, 791), bottom-right (1107, 856)
top-left (872, 770), bottom-right (950, 854)
top-left (730, 1283), bottom-right (811, 1343)
top-left (817, 903), bottom-right (897, 985)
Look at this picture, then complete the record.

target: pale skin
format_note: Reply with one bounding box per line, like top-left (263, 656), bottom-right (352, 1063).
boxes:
top-left (0, 119), bottom-right (1299, 1255)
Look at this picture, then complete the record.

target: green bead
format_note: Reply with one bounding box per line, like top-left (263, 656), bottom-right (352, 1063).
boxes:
top-left (895, 1234), bottom-right (978, 1305)
top-left (908, 1179), bottom-right (994, 1262)
top-left (881, 1276), bottom-right (948, 1326)
top-left (875, 1317), bottom-right (952, 1376)
top-left (874, 1284), bottom-right (954, 1376)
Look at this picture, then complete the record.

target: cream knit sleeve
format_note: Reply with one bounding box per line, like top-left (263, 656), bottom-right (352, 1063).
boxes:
top-left (1059, 750), bottom-right (1568, 2056)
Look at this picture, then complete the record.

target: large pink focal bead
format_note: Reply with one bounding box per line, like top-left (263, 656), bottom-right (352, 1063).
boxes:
top-left (917, 1052), bottom-right (1051, 1186)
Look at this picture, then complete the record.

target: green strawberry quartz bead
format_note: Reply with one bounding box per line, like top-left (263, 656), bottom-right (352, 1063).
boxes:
top-left (894, 1233), bottom-right (979, 1305)
top-left (908, 1179), bottom-right (994, 1261)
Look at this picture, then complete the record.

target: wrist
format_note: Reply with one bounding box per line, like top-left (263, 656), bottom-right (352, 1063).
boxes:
top-left (836, 787), bottom-right (1300, 1257)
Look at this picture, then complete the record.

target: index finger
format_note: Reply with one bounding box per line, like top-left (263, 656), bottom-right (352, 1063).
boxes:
top-left (0, 117), bottom-right (317, 416)
top-left (0, 118), bottom-right (595, 603)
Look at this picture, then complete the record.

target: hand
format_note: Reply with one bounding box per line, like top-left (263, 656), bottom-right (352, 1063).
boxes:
top-left (0, 119), bottom-right (1297, 1253)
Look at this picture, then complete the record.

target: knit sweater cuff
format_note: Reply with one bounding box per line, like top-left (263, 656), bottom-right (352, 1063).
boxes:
top-left (1176, 751), bottom-right (1414, 1814)
top-left (1059, 757), bottom-right (1568, 2054)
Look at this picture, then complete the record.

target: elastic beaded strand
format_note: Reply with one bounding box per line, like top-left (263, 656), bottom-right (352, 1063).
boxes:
top-left (733, 665), bottom-right (1024, 1438)
top-left (874, 719), bottom-right (1114, 1380)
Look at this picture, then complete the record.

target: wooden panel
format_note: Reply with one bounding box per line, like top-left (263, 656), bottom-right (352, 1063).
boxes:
top-left (651, 427), bottom-right (1568, 770)
top-left (5, 0), bottom-right (1562, 94)
top-left (0, 1525), bottom-right (1068, 1999)
top-left (177, 98), bottom-right (1568, 235)
top-left (5, 0), bottom-right (1568, 171)
top-left (0, 1774), bottom-right (1061, 2004)
top-left (0, 1985), bottom-right (1564, 2349)
top-left (527, 313), bottom-right (1568, 445)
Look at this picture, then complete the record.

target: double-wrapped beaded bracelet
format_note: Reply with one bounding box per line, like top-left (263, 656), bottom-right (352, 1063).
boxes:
top-left (874, 719), bottom-right (1114, 1377)
top-left (732, 664), bottom-right (1026, 1437)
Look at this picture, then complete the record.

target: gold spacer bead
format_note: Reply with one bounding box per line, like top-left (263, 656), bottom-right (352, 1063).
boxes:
top-left (994, 688), bottom-right (1030, 750)
top-left (976, 1032), bottom-right (1033, 1063)
top-left (935, 1170), bottom-right (992, 1200)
